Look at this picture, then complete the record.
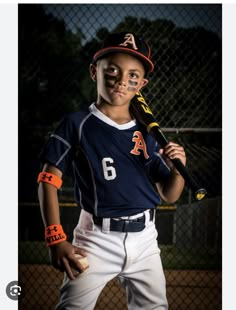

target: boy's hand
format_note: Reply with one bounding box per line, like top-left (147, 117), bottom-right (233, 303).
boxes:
top-left (159, 142), bottom-right (186, 175)
top-left (48, 241), bottom-right (89, 280)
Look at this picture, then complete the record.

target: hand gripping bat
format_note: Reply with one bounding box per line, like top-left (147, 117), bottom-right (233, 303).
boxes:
top-left (130, 91), bottom-right (207, 201)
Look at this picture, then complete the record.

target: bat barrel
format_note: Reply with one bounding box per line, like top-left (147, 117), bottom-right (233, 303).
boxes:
top-left (171, 158), bottom-right (207, 201)
top-left (149, 126), bottom-right (207, 201)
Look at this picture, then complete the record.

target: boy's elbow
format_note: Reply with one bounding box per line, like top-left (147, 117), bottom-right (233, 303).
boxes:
top-left (161, 195), bottom-right (179, 205)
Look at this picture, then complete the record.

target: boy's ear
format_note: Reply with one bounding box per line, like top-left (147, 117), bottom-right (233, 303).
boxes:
top-left (89, 63), bottom-right (97, 81)
top-left (138, 78), bottom-right (149, 91)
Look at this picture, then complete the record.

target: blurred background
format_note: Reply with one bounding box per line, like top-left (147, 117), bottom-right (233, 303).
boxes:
top-left (18, 4), bottom-right (222, 310)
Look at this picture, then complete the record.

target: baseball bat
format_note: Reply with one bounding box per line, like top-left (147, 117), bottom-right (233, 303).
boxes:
top-left (130, 91), bottom-right (207, 201)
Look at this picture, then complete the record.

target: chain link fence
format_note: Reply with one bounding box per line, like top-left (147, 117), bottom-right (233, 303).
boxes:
top-left (19, 4), bottom-right (222, 309)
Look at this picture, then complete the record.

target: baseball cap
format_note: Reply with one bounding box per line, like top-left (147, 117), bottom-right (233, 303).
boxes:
top-left (93, 32), bottom-right (154, 73)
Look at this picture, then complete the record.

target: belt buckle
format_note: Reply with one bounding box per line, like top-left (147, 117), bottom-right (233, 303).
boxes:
top-left (124, 220), bottom-right (129, 232)
top-left (123, 220), bottom-right (145, 232)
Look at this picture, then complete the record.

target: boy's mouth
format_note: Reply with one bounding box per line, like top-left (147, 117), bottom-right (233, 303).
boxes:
top-left (112, 88), bottom-right (126, 96)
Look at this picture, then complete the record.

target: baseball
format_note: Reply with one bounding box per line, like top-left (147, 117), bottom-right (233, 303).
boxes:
top-left (74, 254), bottom-right (89, 270)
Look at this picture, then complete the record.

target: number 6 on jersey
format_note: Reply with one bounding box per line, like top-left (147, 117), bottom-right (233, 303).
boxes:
top-left (102, 157), bottom-right (117, 180)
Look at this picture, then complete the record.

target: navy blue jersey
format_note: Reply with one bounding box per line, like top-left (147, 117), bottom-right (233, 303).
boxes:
top-left (40, 103), bottom-right (171, 217)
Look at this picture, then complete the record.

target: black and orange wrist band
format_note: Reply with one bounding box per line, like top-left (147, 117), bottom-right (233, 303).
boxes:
top-left (37, 172), bottom-right (62, 189)
top-left (45, 224), bottom-right (67, 246)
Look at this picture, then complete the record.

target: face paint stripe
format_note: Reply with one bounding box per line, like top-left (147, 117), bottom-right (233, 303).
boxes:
top-left (128, 80), bottom-right (138, 86)
top-left (104, 73), bottom-right (139, 92)
top-left (127, 87), bottom-right (137, 92)
top-left (104, 74), bottom-right (117, 81)
top-left (104, 73), bottom-right (116, 88)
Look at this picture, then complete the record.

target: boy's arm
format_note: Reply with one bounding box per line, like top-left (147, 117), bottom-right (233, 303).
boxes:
top-left (156, 142), bottom-right (186, 204)
top-left (38, 163), bottom-right (89, 279)
top-left (38, 164), bottom-right (62, 226)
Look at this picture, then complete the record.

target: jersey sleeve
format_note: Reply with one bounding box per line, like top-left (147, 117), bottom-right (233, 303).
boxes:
top-left (39, 114), bottom-right (78, 174)
top-left (145, 142), bottom-right (171, 183)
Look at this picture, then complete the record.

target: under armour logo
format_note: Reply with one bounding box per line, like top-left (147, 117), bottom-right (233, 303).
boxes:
top-left (46, 226), bottom-right (58, 235)
top-left (42, 173), bottom-right (52, 181)
top-left (119, 33), bottom-right (138, 50)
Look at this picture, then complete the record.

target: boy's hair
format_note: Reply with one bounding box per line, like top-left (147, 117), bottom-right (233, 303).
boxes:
top-left (93, 32), bottom-right (154, 74)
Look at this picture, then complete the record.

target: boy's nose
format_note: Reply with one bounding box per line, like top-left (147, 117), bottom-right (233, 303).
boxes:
top-left (117, 80), bottom-right (126, 86)
top-left (116, 74), bottom-right (127, 86)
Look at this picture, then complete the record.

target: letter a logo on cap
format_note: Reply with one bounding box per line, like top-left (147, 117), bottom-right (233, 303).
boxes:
top-left (119, 33), bottom-right (138, 50)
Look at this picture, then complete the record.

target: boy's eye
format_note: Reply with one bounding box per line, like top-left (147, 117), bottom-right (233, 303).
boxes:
top-left (130, 73), bottom-right (138, 79)
top-left (107, 67), bottom-right (119, 74)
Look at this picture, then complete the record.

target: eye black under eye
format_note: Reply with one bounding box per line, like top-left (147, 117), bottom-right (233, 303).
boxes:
top-left (128, 80), bottom-right (138, 86)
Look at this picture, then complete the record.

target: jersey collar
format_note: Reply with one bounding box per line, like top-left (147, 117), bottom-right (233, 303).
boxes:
top-left (89, 103), bottom-right (136, 130)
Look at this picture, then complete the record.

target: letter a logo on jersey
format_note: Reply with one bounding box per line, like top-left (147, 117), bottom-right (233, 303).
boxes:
top-left (130, 131), bottom-right (149, 159)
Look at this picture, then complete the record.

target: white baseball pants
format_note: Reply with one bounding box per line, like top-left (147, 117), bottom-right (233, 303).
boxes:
top-left (56, 209), bottom-right (168, 310)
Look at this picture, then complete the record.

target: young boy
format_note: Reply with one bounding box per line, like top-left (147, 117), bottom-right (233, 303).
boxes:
top-left (38, 32), bottom-right (186, 310)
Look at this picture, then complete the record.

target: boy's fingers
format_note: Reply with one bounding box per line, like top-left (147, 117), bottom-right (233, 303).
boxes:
top-left (62, 257), bottom-right (76, 280)
top-left (73, 246), bottom-right (87, 257)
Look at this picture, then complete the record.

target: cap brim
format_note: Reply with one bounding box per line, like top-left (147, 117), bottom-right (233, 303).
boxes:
top-left (93, 47), bottom-right (154, 73)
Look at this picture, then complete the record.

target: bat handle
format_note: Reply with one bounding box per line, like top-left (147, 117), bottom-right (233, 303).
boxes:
top-left (171, 158), bottom-right (207, 201)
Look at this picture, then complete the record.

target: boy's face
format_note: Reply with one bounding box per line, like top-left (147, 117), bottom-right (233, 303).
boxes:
top-left (90, 53), bottom-right (149, 106)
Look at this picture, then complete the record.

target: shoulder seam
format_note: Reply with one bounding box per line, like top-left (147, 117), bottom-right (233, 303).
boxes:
top-left (78, 113), bottom-right (92, 142)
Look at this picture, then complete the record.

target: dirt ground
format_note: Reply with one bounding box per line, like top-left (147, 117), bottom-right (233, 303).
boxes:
top-left (18, 265), bottom-right (221, 310)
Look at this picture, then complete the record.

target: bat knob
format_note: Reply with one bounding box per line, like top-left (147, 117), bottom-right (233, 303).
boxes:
top-left (194, 188), bottom-right (207, 201)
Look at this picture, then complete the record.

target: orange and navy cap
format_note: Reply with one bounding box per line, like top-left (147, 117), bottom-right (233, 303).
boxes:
top-left (93, 32), bottom-right (154, 73)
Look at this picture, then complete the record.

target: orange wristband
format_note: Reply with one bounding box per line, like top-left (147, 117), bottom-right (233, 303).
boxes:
top-left (45, 224), bottom-right (67, 246)
top-left (37, 172), bottom-right (62, 189)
